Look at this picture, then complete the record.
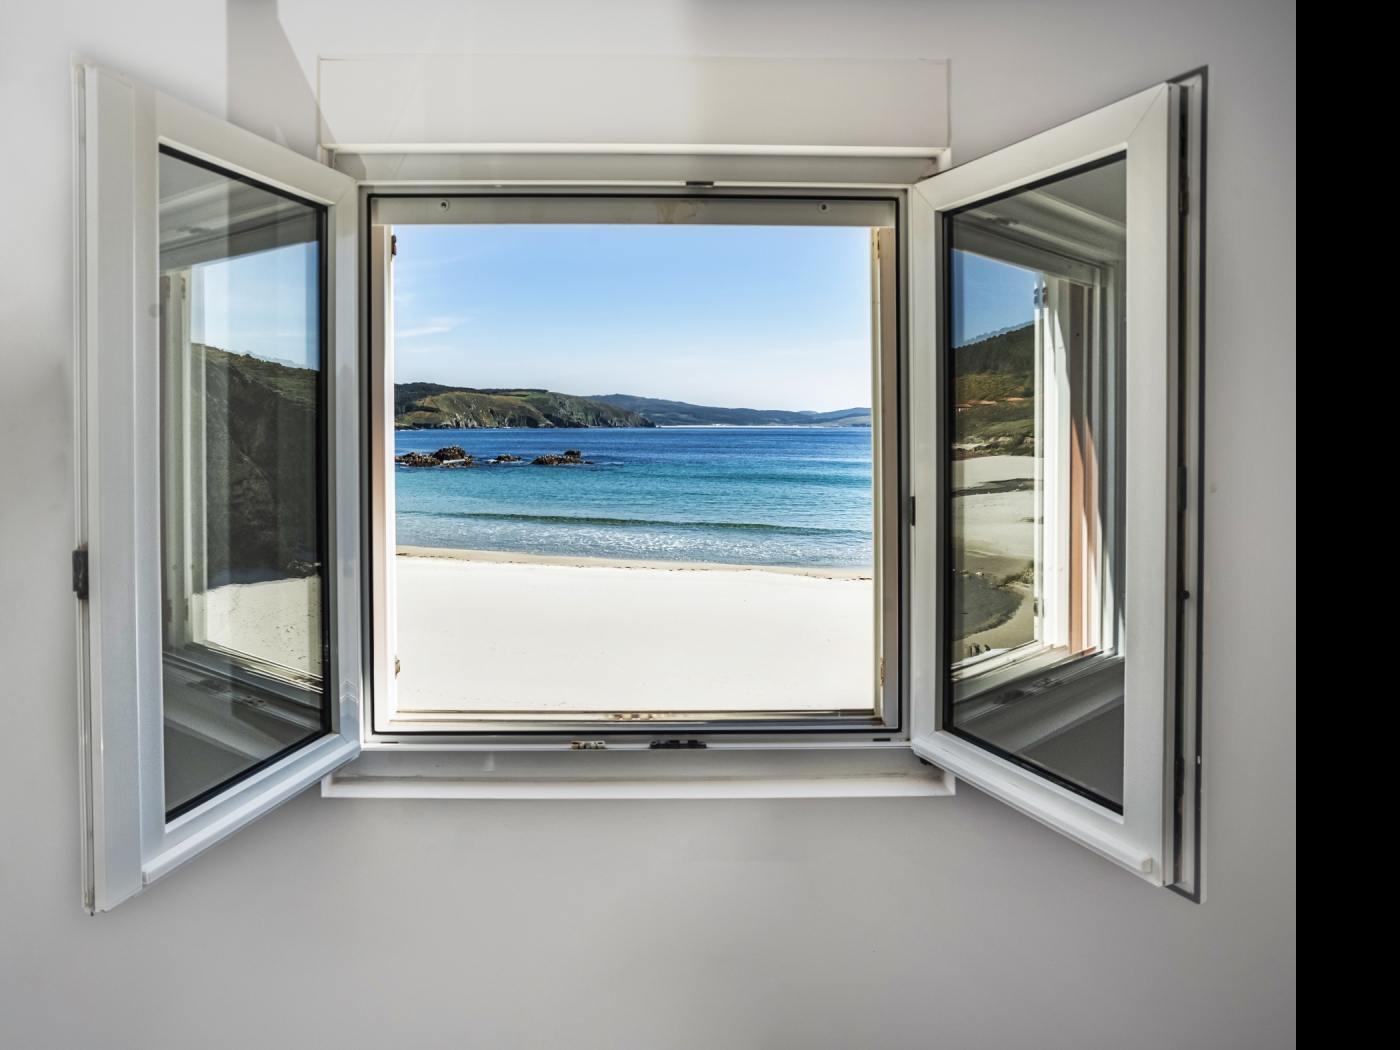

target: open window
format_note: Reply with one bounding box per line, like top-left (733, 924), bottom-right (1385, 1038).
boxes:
top-left (74, 62), bottom-right (362, 911)
top-left (909, 81), bottom-right (1204, 891)
top-left (76, 56), bottom-right (1202, 909)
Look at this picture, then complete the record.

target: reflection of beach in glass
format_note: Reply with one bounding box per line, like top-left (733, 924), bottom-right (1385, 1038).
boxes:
top-left (158, 149), bottom-right (328, 817)
top-left (952, 432), bottom-right (1037, 661)
top-left (946, 158), bottom-right (1128, 808)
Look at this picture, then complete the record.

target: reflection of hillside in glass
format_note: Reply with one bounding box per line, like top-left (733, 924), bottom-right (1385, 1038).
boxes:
top-left (946, 158), bottom-right (1128, 809)
top-left (197, 345), bottom-right (320, 586)
top-left (157, 149), bottom-right (328, 818)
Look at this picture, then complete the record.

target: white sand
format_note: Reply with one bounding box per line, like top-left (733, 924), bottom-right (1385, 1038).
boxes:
top-left (953, 456), bottom-right (1038, 658)
top-left (953, 455), bottom-right (1037, 565)
top-left (952, 454), bottom-right (1037, 490)
top-left (394, 553), bottom-right (876, 714)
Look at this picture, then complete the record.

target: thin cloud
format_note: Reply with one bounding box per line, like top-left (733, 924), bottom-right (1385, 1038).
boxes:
top-left (397, 324), bottom-right (453, 339)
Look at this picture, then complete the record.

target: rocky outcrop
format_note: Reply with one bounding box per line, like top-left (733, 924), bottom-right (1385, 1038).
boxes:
top-left (395, 446), bottom-right (477, 468)
top-left (531, 449), bottom-right (591, 465)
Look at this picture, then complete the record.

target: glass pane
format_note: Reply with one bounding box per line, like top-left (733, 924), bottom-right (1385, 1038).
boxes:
top-left (945, 158), bottom-right (1126, 809)
top-left (158, 149), bottom-right (327, 818)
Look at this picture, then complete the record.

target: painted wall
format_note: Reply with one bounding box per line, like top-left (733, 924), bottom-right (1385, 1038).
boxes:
top-left (0, 2), bottom-right (1295, 1047)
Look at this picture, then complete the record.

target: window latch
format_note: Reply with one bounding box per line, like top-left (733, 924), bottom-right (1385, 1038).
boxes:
top-left (72, 548), bottom-right (89, 601)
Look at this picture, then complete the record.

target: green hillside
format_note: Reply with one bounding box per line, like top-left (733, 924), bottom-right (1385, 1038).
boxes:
top-left (953, 323), bottom-right (1036, 457)
top-left (395, 384), bottom-right (655, 429)
top-left (955, 323), bottom-right (1034, 374)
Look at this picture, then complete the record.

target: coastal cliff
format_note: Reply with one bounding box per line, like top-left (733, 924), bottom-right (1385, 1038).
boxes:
top-left (395, 384), bottom-right (655, 429)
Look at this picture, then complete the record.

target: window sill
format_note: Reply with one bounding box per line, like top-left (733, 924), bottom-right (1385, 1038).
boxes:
top-left (321, 745), bottom-right (953, 799)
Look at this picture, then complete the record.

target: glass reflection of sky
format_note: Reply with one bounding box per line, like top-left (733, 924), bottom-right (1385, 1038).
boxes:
top-left (191, 241), bottom-right (319, 370)
top-left (950, 250), bottom-right (1037, 347)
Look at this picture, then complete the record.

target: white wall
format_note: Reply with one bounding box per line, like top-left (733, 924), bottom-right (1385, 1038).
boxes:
top-left (0, 2), bottom-right (1296, 1047)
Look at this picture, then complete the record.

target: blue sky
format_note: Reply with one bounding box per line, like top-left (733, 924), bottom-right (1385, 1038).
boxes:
top-left (192, 242), bottom-right (319, 369)
top-left (189, 234), bottom-right (1038, 388)
top-left (950, 250), bottom-right (1037, 347)
top-left (391, 224), bottom-right (873, 412)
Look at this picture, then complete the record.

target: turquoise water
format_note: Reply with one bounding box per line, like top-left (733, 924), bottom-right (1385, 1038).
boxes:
top-left (394, 427), bottom-right (873, 568)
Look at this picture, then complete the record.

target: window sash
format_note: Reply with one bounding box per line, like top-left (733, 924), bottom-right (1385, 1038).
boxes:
top-left (908, 82), bottom-right (1201, 886)
top-left (75, 60), bottom-right (361, 912)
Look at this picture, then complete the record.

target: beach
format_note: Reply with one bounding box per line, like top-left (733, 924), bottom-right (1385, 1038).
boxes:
top-left (952, 454), bottom-right (1037, 658)
top-left (393, 548), bottom-right (876, 714)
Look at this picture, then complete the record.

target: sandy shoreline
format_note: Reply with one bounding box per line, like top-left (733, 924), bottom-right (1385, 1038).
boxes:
top-left (397, 544), bottom-right (872, 580)
top-left (953, 456), bottom-right (1037, 658)
top-left (394, 552), bottom-right (876, 714)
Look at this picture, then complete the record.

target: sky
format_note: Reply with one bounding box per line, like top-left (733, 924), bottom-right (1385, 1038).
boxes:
top-left (391, 223), bottom-right (873, 413)
top-left (185, 231), bottom-right (1038, 395)
top-left (950, 250), bottom-right (1037, 347)
top-left (192, 242), bottom-right (320, 370)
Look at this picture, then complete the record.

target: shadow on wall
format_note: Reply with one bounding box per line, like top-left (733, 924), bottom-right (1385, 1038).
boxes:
top-left (227, 0), bottom-right (319, 158)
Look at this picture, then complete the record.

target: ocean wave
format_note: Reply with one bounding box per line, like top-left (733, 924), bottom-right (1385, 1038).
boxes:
top-left (399, 510), bottom-right (865, 536)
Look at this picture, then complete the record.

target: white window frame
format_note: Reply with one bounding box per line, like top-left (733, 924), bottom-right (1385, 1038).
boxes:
top-left (364, 193), bottom-right (905, 743)
top-left (73, 60), bottom-right (363, 912)
top-left (907, 80), bottom-right (1205, 890)
top-left (75, 54), bottom-right (1203, 905)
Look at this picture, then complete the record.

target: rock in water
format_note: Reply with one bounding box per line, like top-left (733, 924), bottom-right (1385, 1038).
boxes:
top-left (530, 450), bottom-right (590, 465)
top-left (394, 446), bottom-right (476, 467)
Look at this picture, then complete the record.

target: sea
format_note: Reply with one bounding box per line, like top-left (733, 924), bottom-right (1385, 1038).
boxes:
top-left (394, 427), bottom-right (873, 569)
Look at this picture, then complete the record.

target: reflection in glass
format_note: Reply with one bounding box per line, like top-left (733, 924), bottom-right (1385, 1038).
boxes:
top-left (158, 149), bottom-right (327, 818)
top-left (946, 158), bottom-right (1126, 809)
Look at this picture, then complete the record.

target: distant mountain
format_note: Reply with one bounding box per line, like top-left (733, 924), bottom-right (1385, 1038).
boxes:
top-left (590, 394), bottom-right (871, 428)
top-left (395, 383), bottom-right (655, 429)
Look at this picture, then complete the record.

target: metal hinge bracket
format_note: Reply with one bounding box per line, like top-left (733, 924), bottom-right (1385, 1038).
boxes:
top-left (72, 548), bottom-right (89, 600)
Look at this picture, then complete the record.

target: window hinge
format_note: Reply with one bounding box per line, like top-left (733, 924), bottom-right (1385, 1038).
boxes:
top-left (650, 739), bottom-right (706, 749)
top-left (394, 656), bottom-right (401, 678)
top-left (72, 548), bottom-right (89, 601)
top-left (390, 234), bottom-right (397, 256)
top-left (570, 740), bottom-right (606, 750)
top-left (879, 657), bottom-right (886, 687)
